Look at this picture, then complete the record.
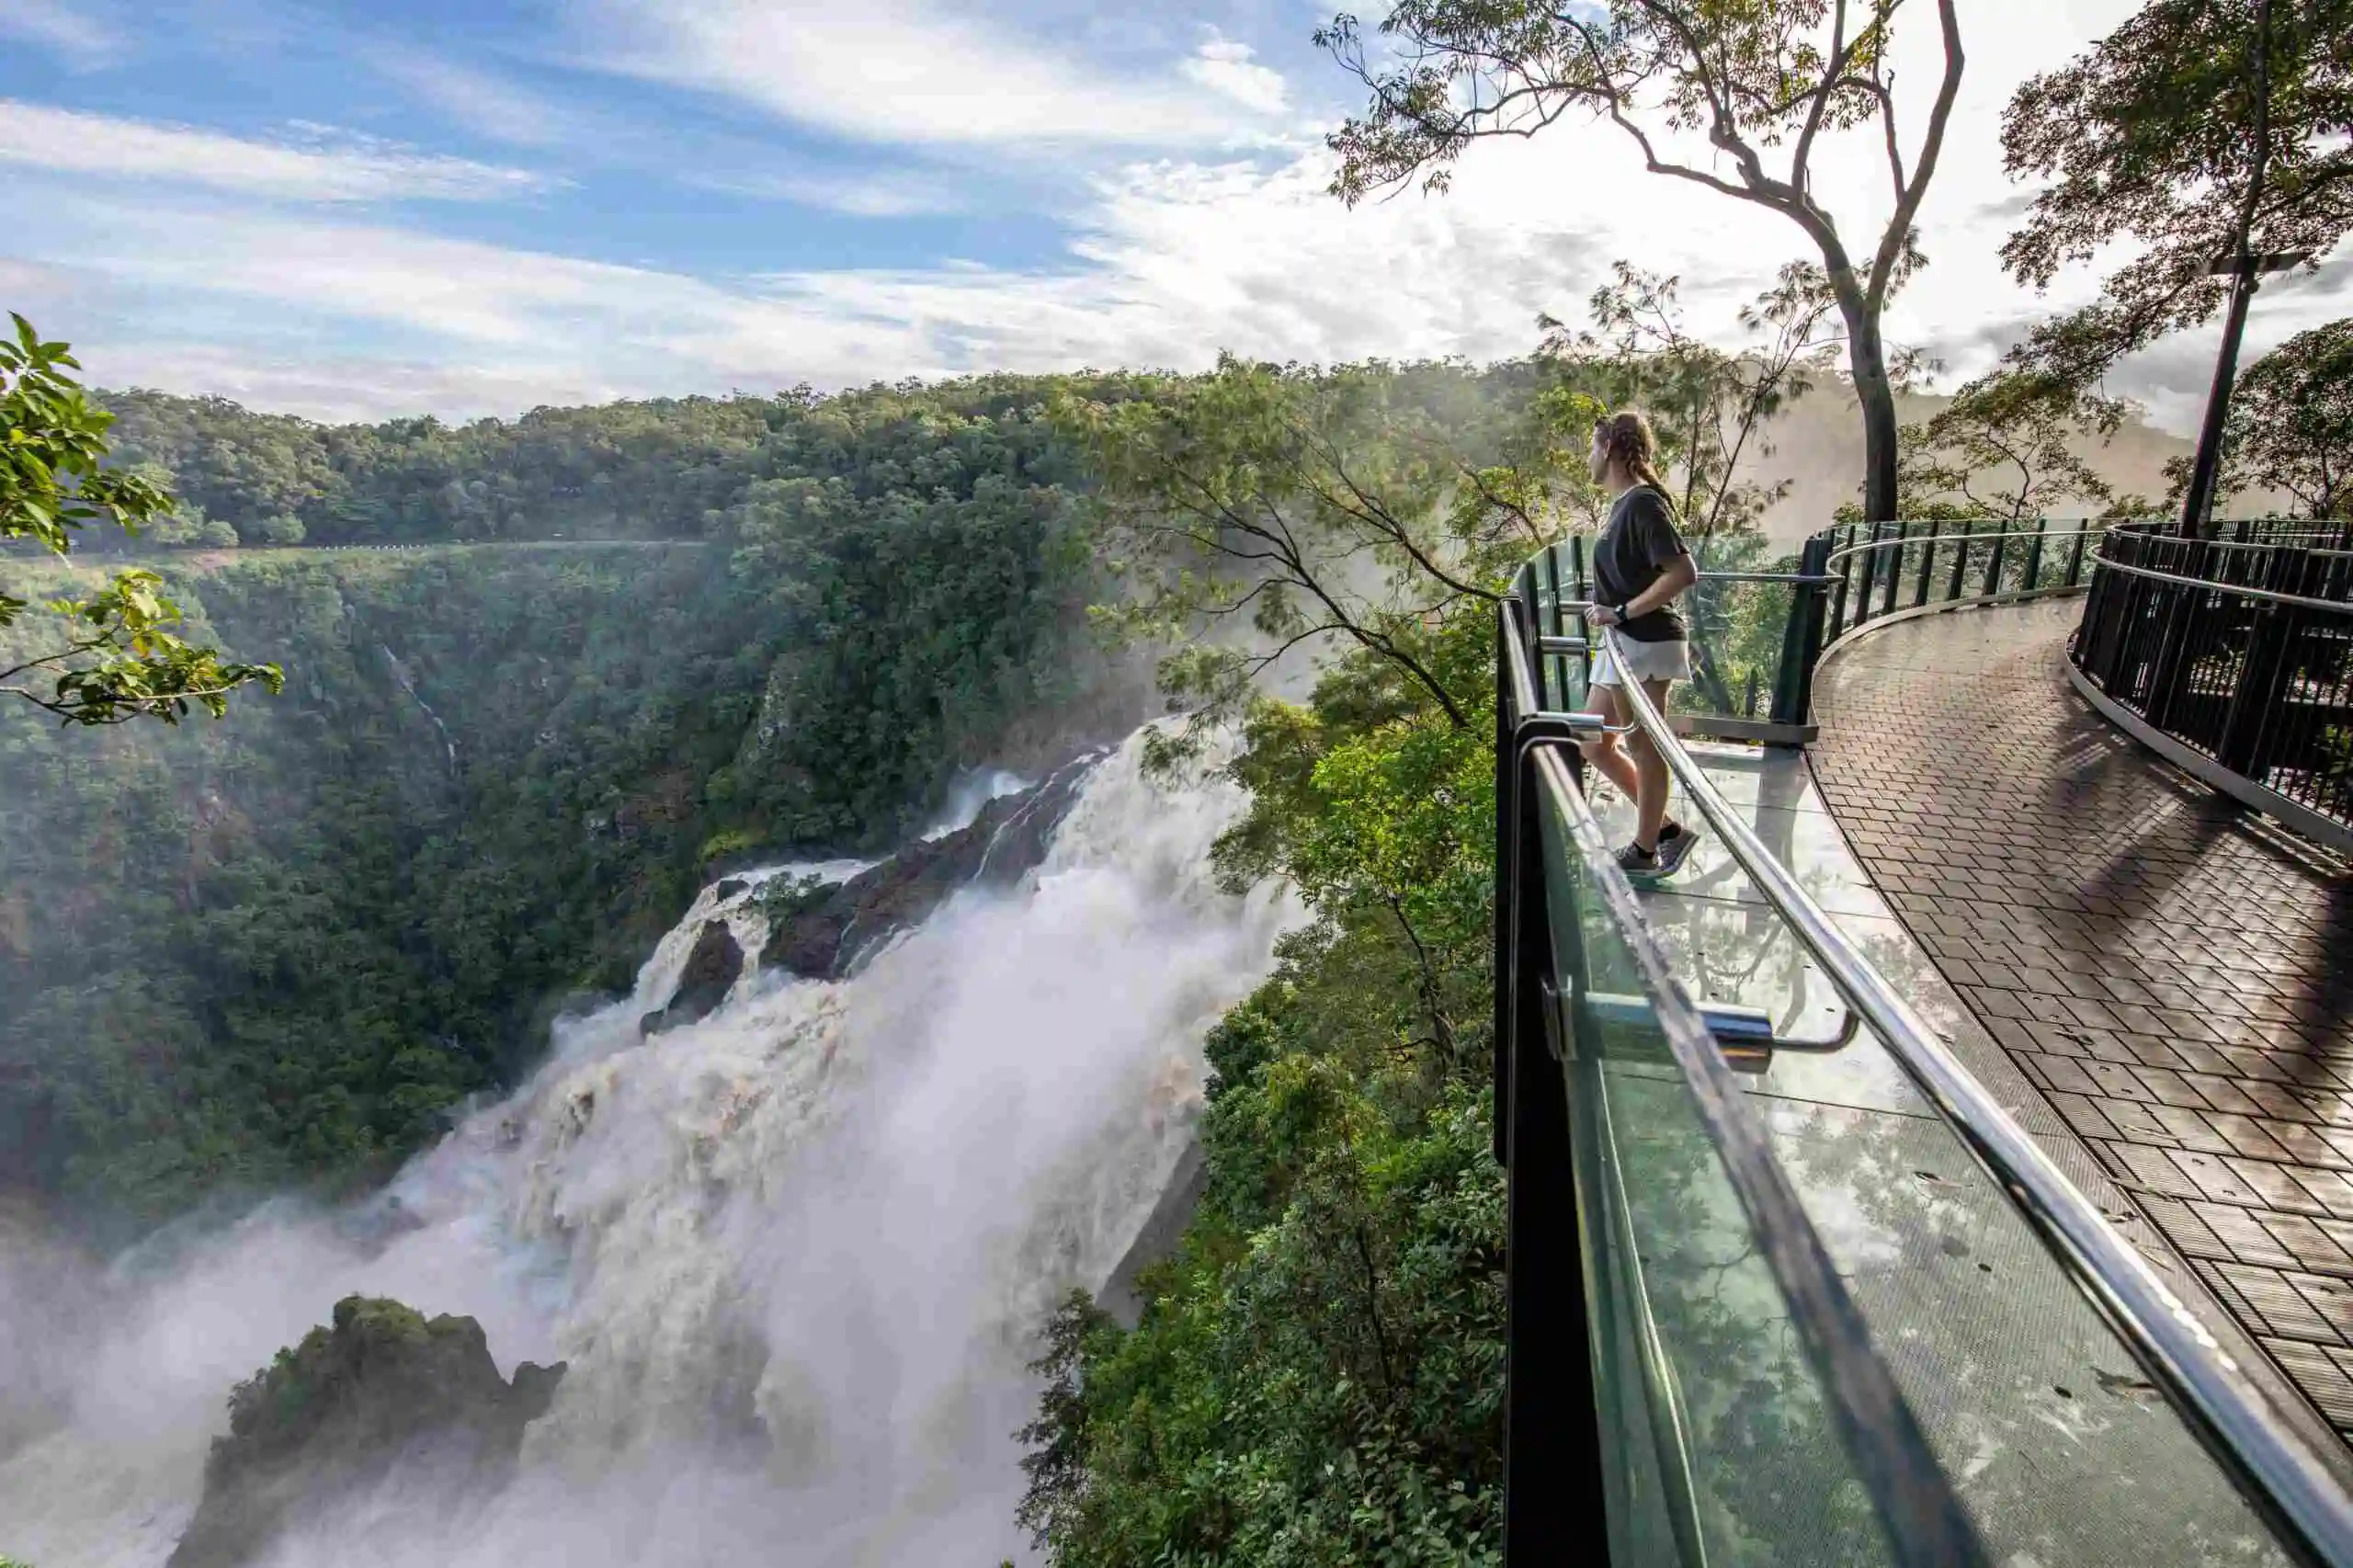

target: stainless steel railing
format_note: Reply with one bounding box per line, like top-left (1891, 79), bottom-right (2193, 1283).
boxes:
top-left (1598, 619), bottom-right (2353, 1567)
top-left (1493, 594), bottom-right (1985, 1566)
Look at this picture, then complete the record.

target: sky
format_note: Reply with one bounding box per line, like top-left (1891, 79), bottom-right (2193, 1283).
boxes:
top-left (1, 0), bottom-right (2345, 430)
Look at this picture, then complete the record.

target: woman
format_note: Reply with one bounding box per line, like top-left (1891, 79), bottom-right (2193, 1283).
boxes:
top-left (1576, 410), bottom-right (1700, 879)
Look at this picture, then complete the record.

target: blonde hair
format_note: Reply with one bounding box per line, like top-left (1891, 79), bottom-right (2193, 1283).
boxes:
top-left (1597, 410), bottom-right (1668, 493)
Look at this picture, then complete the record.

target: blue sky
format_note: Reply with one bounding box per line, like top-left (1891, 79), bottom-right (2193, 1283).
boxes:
top-left (3, 0), bottom-right (2341, 426)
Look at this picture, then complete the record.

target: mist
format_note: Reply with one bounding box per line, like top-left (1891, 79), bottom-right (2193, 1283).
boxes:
top-left (0, 726), bottom-right (1300, 1567)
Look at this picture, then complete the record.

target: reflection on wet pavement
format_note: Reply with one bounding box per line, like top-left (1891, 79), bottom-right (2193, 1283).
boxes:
top-left (1583, 743), bottom-right (2291, 1564)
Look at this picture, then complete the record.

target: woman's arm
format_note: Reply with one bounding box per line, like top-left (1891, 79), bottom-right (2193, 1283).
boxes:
top-left (1590, 553), bottom-right (1696, 626)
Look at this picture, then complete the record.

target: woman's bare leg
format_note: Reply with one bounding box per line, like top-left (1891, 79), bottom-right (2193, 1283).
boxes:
top-left (1574, 685), bottom-right (1643, 801)
top-left (1629, 676), bottom-right (1676, 851)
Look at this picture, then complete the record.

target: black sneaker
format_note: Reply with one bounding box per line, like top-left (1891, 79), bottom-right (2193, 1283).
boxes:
top-left (1654, 822), bottom-right (1701, 876)
top-left (1614, 842), bottom-right (1661, 877)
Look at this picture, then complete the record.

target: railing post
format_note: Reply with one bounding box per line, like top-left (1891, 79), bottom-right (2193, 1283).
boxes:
top-left (1771, 532), bottom-right (1833, 731)
top-left (2075, 536), bottom-right (2119, 684)
top-left (2217, 547), bottom-right (2302, 779)
top-left (1538, 544), bottom-right (1566, 710)
top-left (2218, 603), bottom-right (2291, 778)
top-left (1880, 521), bottom-right (1907, 618)
top-left (2146, 538), bottom-right (2211, 732)
top-left (2064, 526), bottom-right (2090, 589)
top-left (1948, 519), bottom-right (1974, 602)
top-left (1856, 522), bottom-right (1885, 630)
top-left (1494, 607), bottom-right (1516, 1167)
top-left (1828, 526), bottom-right (1855, 642)
top-left (2023, 517), bottom-right (2049, 593)
top-left (1982, 526), bottom-right (2009, 598)
top-left (1499, 727), bottom-right (1608, 1562)
top-left (1914, 527), bottom-right (1938, 608)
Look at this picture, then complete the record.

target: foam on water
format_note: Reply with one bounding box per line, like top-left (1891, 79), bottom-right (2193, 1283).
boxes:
top-left (0, 724), bottom-right (1296, 1566)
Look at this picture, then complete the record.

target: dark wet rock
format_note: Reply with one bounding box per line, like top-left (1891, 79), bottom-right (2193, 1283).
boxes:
top-left (169, 1296), bottom-right (565, 1568)
top-left (638, 919), bottom-right (744, 1035)
top-left (1098, 1138), bottom-right (1206, 1331)
top-left (763, 752), bottom-right (1101, 981)
top-left (712, 877), bottom-right (749, 901)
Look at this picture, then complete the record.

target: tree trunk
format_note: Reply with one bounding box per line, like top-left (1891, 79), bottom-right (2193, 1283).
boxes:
top-left (1842, 299), bottom-right (1903, 523)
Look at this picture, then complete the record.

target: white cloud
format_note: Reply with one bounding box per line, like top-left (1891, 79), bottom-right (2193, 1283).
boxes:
top-left (0, 0), bottom-right (115, 65)
top-left (582, 0), bottom-right (1285, 147)
top-left (0, 100), bottom-right (552, 202)
top-left (370, 48), bottom-right (582, 151)
top-left (1181, 35), bottom-right (1288, 116)
top-left (691, 166), bottom-right (975, 217)
top-left (23, 0), bottom-right (2336, 441)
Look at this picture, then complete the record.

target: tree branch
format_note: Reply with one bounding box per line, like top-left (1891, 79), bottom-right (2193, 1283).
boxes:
top-left (1790, 0), bottom-right (1856, 195)
top-left (1868, 0), bottom-right (1963, 310)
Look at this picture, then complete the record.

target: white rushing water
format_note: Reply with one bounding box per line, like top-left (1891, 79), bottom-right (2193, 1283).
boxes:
top-left (0, 725), bottom-right (1295, 1567)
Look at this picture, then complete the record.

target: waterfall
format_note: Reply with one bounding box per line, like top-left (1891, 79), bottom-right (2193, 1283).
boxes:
top-left (921, 767), bottom-right (1031, 842)
top-left (380, 645), bottom-right (458, 775)
top-left (0, 723), bottom-right (1297, 1567)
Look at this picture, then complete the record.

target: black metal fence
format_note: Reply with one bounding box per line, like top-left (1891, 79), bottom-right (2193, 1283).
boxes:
top-left (2072, 519), bottom-right (2353, 844)
top-left (1819, 517), bottom-right (2109, 650)
top-left (1527, 518), bottom-right (2118, 746)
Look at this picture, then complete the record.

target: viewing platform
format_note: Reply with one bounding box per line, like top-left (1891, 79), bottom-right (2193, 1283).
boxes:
top-left (1814, 598), bottom-right (2353, 1449)
top-left (1495, 517), bottom-right (2353, 1565)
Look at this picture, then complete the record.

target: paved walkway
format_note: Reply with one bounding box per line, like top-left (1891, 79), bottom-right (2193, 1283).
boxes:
top-left (1812, 597), bottom-right (2353, 1444)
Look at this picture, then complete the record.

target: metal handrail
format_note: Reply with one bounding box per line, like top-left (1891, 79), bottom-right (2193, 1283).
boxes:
top-left (2086, 549), bottom-right (2353, 616)
top-left (1522, 735), bottom-right (1985, 1566)
top-left (1601, 622), bottom-right (2353, 1568)
top-left (1696, 569), bottom-right (1835, 585)
top-left (1822, 522), bottom-right (2109, 567)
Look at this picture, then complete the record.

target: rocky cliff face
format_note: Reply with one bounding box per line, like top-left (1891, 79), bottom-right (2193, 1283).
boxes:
top-left (168, 1297), bottom-right (564, 1568)
top-left (637, 920), bottom-right (745, 1036)
top-left (760, 752), bottom-right (1102, 981)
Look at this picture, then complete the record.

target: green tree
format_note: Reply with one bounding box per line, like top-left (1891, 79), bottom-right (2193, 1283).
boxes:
top-left (1019, 368), bottom-right (1532, 1565)
top-left (1898, 374), bottom-right (2121, 522)
top-left (1, 315), bottom-right (280, 724)
top-left (1542, 258), bottom-right (1898, 541)
top-left (1998, 0), bottom-right (2352, 390)
top-left (1017, 627), bottom-right (1507, 1565)
top-left (1318, 0), bottom-right (1966, 523)
top-left (1058, 358), bottom-right (1559, 733)
top-left (253, 512), bottom-right (307, 546)
top-left (2165, 319), bottom-right (2353, 518)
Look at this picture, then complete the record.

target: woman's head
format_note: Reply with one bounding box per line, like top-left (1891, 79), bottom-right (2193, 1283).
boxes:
top-left (1589, 409), bottom-right (1665, 492)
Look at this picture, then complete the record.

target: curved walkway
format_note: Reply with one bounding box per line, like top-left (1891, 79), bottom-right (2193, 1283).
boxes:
top-left (1813, 597), bottom-right (2353, 1446)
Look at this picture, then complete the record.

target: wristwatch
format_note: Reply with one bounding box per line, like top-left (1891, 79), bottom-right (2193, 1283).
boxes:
top-left (1613, 601), bottom-right (1630, 623)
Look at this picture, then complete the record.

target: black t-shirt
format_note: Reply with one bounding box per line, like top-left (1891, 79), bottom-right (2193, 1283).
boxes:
top-left (1594, 484), bottom-right (1689, 642)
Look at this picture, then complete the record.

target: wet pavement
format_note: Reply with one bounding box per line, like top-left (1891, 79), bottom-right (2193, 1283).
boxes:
top-left (1809, 597), bottom-right (2353, 1450)
top-left (1582, 729), bottom-right (2329, 1557)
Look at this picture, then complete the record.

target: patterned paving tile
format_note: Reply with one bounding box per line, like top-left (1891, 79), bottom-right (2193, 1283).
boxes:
top-left (1812, 598), bottom-right (2353, 1442)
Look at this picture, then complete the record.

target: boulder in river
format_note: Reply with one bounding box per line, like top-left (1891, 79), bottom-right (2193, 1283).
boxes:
top-left (638, 919), bottom-right (745, 1036)
top-left (761, 752), bottom-right (1100, 981)
top-left (168, 1296), bottom-right (565, 1568)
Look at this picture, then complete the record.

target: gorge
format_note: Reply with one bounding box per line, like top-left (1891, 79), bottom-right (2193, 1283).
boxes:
top-left (0, 726), bottom-right (1294, 1565)
top-left (2, 366), bottom-right (1518, 1565)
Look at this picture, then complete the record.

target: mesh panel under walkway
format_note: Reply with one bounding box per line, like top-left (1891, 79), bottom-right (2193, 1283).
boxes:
top-left (1811, 596), bottom-right (2353, 1446)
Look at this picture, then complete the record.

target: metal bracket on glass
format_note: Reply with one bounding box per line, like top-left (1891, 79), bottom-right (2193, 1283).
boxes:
top-left (1580, 992), bottom-right (1860, 1075)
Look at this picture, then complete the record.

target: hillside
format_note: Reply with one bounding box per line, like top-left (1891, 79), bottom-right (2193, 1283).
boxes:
top-left (1748, 389), bottom-right (2201, 543)
top-left (0, 380), bottom-right (1128, 1229)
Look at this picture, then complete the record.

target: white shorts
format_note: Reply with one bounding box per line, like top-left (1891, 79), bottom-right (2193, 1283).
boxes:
top-left (1591, 638), bottom-right (1691, 688)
